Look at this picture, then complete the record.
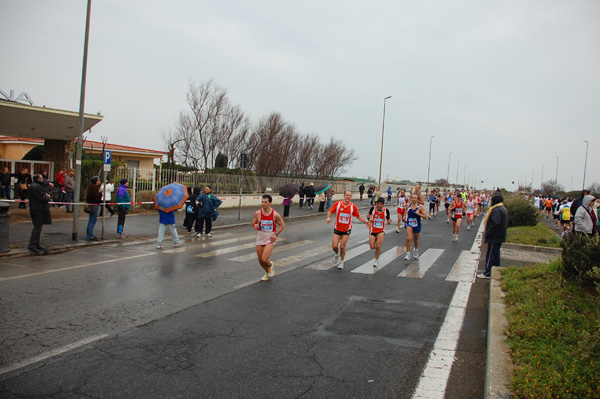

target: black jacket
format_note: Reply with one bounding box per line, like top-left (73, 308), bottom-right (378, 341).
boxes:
top-left (304, 185), bottom-right (315, 198)
top-left (29, 181), bottom-right (52, 226)
top-left (485, 192), bottom-right (508, 244)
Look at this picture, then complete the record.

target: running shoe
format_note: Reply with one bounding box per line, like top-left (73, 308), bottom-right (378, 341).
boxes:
top-left (373, 259), bottom-right (379, 268)
top-left (338, 262), bottom-right (344, 270)
top-left (477, 273), bottom-right (490, 279)
top-left (447, 219), bottom-right (450, 223)
top-left (404, 253), bottom-right (411, 261)
top-left (467, 225), bottom-right (471, 230)
top-left (261, 273), bottom-right (269, 282)
top-left (414, 249), bottom-right (419, 259)
top-left (156, 244), bottom-right (164, 249)
top-left (268, 261), bottom-right (275, 277)
top-left (333, 254), bottom-right (339, 264)
top-left (174, 241), bottom-right (181, 247)
top-left (196, 233), bottom-right (203, 238)
top-left (206, 233), bottom-right (212, 238)
top-left (396, 228), bottom-right (400, 233)
top-left (120, 233), bottom-right (128, 238)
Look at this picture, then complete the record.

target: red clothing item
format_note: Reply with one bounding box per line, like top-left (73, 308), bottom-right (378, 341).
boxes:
top-left (259, 209), bottom-right (275, 232)
top-left (369, 207), bottom-right (389, 234)
top-left (331, 201), bottom-right (360, 232)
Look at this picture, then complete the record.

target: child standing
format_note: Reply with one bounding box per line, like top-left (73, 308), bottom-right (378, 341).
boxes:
top-left (157, 208), bottom-right (182, 249)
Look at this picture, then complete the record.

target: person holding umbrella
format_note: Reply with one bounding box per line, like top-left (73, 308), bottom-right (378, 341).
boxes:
top-left (154, 182), bottom-right (188, 248)
top-left (279, 183), bottom-right (299, 218)
top-left (304, 182), bottom-right (315, 209)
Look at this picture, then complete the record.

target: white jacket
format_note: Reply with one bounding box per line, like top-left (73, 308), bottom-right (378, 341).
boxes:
top-left (100, 183), bottom-right (114, 201)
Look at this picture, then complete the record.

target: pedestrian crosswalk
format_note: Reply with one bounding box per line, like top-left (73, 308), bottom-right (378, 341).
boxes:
top-left (161, 230), bottom-right (480, 281)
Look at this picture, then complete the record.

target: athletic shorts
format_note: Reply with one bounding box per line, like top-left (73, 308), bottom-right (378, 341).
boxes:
top-left (406, 224), bottom-right (422, 234)
top-left (397, 208), bottom-right (405, 215)
top-left (256, 230), bottom-right (276, 246)
top-left (334, 229), bottom-right (351, 236)
top-left (466, 212), bottom-right (474, 217)
top-left (560, 219), bottom-right (570, 225)
top-left (429, 203), bottom-right (435, 211)
top-left (370, 231), bottom-right (384, 237)
top-left (451, 217), bottom-right (462, 222)
top-left (445, 204), bottom-right (450, 209)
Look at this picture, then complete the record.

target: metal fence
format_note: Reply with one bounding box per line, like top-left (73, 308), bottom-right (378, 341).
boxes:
top-left (89, 167), bottom-right (357, 201)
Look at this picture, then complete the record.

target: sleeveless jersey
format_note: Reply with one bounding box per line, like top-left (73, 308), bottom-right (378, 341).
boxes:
top-left (406, 204), bottom-right (422, 229)
top-left (466, 199), bottom-right (475, 214)
top-left (259, 209), bottom-right (275, 232)
top-left (453, 200), bottom-right (464, 217)
top-left (369, 207), bottom-right (389, 234)
top-left (332, 201), bottom-right (359, 232)
top-left (397, 195), bottom-right (407, 211)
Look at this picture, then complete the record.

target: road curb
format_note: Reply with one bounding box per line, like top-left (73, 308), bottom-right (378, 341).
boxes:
top-left (485, 267), bottom-right (513, 399)
top-left (502, 242), bottom-right (561, 254)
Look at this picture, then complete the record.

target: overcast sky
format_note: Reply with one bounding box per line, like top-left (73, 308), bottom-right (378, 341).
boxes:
top-left (3, 0), bottom-right (599, 191)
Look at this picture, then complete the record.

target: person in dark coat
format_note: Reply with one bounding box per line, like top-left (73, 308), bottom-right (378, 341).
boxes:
top-left (28, 173), bottom-right (52, 252)
top-left (570, 189), bottom-right (590, 223)
top-left (16, 167), bottom-right (32, 209)
top-left (304, 183), bottom-right (315, 209)
top-left (478, 189), bottom-right (509, 279)
top-left (86, 176), bottom-right (102, 241)
top-left (184, 186), bottom-right (201, 233)
top-left (298, 183), bottom-right (305, 208)
top-left (195, 185), bottom-right (222, 238)
top-left (359, 183), bottom-right (365, 201)
top-left (0, 166), bottom-right (14, 199)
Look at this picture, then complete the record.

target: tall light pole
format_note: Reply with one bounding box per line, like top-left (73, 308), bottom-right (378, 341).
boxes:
top-left (555, 155), bottom-right (559, 186)
top-left (446, 152), bottom-right (452, 186)
top-left (456, 160), bottom-right (459, 189)
top-left (378, 96), bottom-right (392, 187)
top-left (583, 140), bottom-right (589, 189)
top-left (426, 136), bottom-right (435, 194)
top-left (540, 163), bottom-right (544, 191)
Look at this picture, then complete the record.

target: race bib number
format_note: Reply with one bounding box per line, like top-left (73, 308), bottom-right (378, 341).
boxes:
top-left (373, 217), bottom-right (384, 229)
top-left (454, 208), bottom-right (462, 216)
top-left (339, 212), bottom-right (351, 225)
top-left (260, 220), bottom-right (274, 232)
top-left (407, 217), bottom-right (418, 228)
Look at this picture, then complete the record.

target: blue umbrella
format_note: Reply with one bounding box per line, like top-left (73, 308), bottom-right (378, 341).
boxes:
top-left (154, 183), bottom-right (189, 212)
top-left (314, 184), bottom-right (331, 194)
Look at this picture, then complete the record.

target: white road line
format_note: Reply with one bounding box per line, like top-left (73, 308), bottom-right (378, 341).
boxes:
top-left (446, 250), bottom-right (479, 282)
top-left (228, 240), bottom-right (315, 262)
top-left (0, 253), bottom-right (155, 282)
top-left (412, 220), bottom-right (485, 399)
top-left (194, 242), bottom-right (257, 257)
top-left (351, 245), bottom-right (405, 274)
top-left (307, 239), bottom-right (369, 270)
top-left (0, 334), bottom-right (109, 376)
top-left (398, 249), bottom-right (445, 278)
top-left (163, 235), bottom-right (253, 254)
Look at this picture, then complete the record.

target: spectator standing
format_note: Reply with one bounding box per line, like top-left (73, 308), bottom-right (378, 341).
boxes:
top-left (85, 176), bottom-right (102, 241)
top-left (0, 167), bottom-right (13, 199)
top-left (27, 173), bottom-right (52, 252)
top-left (183, 187), bottom-right (200, 233)
top-left (115, 179), bottom-right (130, 238)
top-left (318, 192), bottom-right (326, 212)
top-left (367, 186), bottom-right (373, 205)
top-left (570, 189), bottom-right (590, 221)
top-left (387, 186), bottom-right (392, 203)
top-left (283, 196), bottom-right (292, 218)
top-left (304, 183), bottom-right (315, 209)
top-left (156, 208), bottom-right (182, 249)
top-left (298, 183), bottom-right (305, 208)
top-left (64, 169), bottom-right (75, 213)
top-left (359, 183), bottom-right (365, 201)
top-left (325, 190), bottom-right (333, 210)
top-left (99, 178), bottom-right (115, 216)
top-left (574, 195), bottom-right (598, 236)
top-left (478, 190), bottom-right (509, 279)
top-left (16, 168), bottom-right (32, 209)
top-left (195, 185), bottom-right (222, 238)
top-left (54, 170), bottom-right (67, 206)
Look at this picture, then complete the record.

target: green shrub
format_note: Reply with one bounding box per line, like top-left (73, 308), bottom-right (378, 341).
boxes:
top-left (504, 195), bottom-right (539, 227)
top-left (560, 233), bottom-right (600, 289)
top-left (135, 190), bottom-right (158, 211)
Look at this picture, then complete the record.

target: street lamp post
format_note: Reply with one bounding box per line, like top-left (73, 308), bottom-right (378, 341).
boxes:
top-left (540, 163), bottom-right (544, 191)
top-left (446, 152), bottom-right (452, 186)
top-left (426, 136), bottom-right (435, 194)
top-left (583, 140), bottom-right (589, 189)
top-left (378, 96), bottom-right (392, 187)
top-left (456, 160), bottom-right (459, 189)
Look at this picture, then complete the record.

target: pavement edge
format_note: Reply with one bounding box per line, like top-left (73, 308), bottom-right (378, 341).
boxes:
top-left (484, 266), bottom-right (513, 399)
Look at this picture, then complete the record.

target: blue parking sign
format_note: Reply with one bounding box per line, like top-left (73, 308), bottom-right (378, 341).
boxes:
top-left (104, 150), bottom-right (112, 164)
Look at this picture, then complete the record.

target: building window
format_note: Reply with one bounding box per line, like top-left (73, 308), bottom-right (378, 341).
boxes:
top-left (127, 160), bottom-right (139, 169)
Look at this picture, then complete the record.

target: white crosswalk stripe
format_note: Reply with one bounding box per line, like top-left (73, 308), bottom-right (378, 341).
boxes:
top-left (398, 249), bottom-right (445, 278)
top-left (228, 240), bottom-right (315, 262)
top-left (351, 245), bottom-right (406, 274)
top-left (307, 239), bottom-right (369, 270)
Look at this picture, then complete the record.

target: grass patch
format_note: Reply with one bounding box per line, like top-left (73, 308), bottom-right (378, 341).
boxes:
top-left (506, 222), bottom-right (561, 248)
top-left (502, 260), bottom-right (600, 398)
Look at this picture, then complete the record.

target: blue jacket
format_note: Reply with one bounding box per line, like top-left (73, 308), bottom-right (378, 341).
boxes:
top-left (158, 209), bottom-right (175, 225)
top-left (196, 192), bottom-right (222, 219)
top-left (116, 184), bottom-right (130, 210)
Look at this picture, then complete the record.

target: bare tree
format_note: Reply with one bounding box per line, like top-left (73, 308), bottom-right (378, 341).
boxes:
top-left (311, 137), bottom-right (356, 179)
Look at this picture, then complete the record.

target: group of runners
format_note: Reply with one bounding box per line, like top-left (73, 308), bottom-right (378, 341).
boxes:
top-left (253, 186), bottom-right (492, 281)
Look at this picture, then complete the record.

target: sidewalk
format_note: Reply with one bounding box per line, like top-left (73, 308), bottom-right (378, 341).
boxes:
top-left (0, 199), bottom-right (372, 258)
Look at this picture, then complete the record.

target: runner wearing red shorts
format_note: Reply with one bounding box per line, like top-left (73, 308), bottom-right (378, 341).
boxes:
top-left (395, 189), bottom-right (408, 232)
top-left (252, 194), bottom-right (285, 282)
top-left (367, 198), bottom-right (392, 267)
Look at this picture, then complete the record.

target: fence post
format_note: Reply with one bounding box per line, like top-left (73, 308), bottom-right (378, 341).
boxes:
top-left (133, 168), bottom-right (137, 205)
top-left (152, 168), bottom-right (156, 192)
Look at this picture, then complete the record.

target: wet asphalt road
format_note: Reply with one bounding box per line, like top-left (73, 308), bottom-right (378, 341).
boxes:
top-left (0, 208), bottom-right (489, 398)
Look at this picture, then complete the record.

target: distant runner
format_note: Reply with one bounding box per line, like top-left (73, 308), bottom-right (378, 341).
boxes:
top-left (367, 198), bottom-right (392, 267)
top-left (252, 194), bottom-right (285, 282)
top-left (404, 192), bottom-right (428, 260)
top-left (448, 191), bottom-right (464, 242)
top-left (395, 188), bottom-right (408, 232)
top-left (327, 191), bottom-right (369, 270)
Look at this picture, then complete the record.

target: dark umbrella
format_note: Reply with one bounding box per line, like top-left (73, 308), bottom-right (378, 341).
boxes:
top-left (314, 184), bottom-right (331, 194)
top-left (154, 182), bottom-right (189, 212)
top-left (279, 183), bottom-right (300, 198)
